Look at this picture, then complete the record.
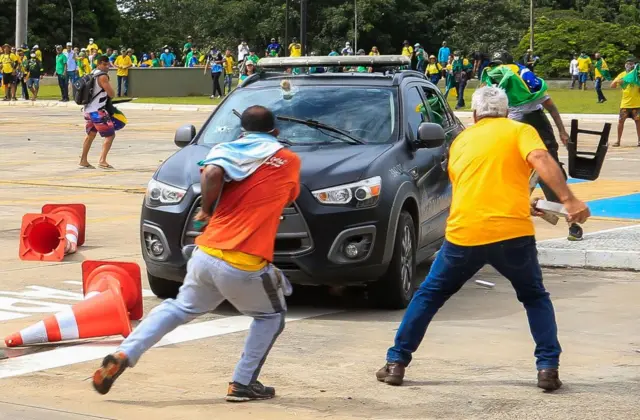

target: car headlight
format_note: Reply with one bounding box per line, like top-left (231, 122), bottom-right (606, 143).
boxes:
top-left (145, 179), bottom-right (187, 206)
top-left (312, 176), bottom-right (381, 208)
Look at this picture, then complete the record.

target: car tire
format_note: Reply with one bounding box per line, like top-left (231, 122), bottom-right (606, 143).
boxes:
top-left (372, 211), bottom-right (417, 309)
top-left (147, 273), bottom-right (180, 299)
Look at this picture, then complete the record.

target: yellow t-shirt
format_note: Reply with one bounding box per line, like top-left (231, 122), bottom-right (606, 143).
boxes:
top-left (577, 56), bottom-right (591, 72)
top-left (35, 50), bottom-right (42, 62)
top-left (199, 246), bottom-right (267, 271)
top-left (369, 51), bottom-right (379, 56)
top-left (86, 43), bottom-right (99, 52)
top-left (614, 71), bottom-right (640, 109)
top-left (445, 118), bottom-right (547, 246)
top-left (78, 57), bottom-right (91, 76)
top-left (289, 43), bottom-right (302, 57)
top-left (114, 55), bottom-right (133, 76)
top-left (594, 59), bottom-right (608, 78)
top-left (402, 46), bottom-right (414, 58)
top-left (425, 62), bottom-right (442, 75)
top-left (0, 53), bottom-right (18, 73)
top-left (224, 56), bottom-right (234, 74)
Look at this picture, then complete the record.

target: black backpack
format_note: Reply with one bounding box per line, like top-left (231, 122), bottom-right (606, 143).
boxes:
top-left (73, 71), bottom-right (106, 105)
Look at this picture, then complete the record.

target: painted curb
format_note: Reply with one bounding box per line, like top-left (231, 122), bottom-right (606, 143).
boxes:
top-left (537, 248), bottom-right (640, 270)
top-left (0, 100), bottom-right (217, 112)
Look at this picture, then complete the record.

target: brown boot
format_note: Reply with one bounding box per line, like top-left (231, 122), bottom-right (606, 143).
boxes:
top-left (376, 362), bottom-right (405, 386)
top-left (537, 368), bottom-right (562, 391)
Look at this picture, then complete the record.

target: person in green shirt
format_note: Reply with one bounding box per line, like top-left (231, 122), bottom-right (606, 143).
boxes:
top-left (55, 45), bottom-right (69, 101)
top-left (247, 50), bottom-right (260, 65)
top-left (183, 36), bottom-right (193, 61)
top-left (127, 49), bottom-right (138, 67)
top-left (150, 52), bottom-right (161, 67)
top-left (414, 43), bottom-right (426, 73)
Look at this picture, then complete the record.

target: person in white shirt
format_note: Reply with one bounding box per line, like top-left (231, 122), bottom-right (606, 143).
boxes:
top-left (237, 41), bottom-right (250, 63)
top-left (341, 42), bottom-right (353, 56)
top-left (569, 54), bottom-right (579, 89)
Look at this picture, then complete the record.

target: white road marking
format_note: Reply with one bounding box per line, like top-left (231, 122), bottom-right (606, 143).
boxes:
top-left (0, 311), bottom-right (28, 321)
top-left (0, 308), bottom-right (338, 379)
top-left (65, 280), bottom-right (156, 297)
top-left (0, 297), bottom-right (71, 314)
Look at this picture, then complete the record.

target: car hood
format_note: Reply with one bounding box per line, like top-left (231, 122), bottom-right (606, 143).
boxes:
top-left (155, 143), bottom-right (391, 191)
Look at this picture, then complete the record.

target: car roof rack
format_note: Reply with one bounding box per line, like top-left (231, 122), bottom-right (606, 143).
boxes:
top-left (257, 54), bottom-right (410, 69)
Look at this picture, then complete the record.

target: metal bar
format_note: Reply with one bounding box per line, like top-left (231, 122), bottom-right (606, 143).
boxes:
top-left (284, 0), bottom-right (289, 54)
top-left (354, 0), bottom-right (358, 53)
top-left (15, 0), bottom-right (28, 47)
top-left (300, 0), bottom-right (308, 56)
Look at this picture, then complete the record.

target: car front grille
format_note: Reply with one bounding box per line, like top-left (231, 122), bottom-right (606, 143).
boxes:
top-left (181, 198), bottom-right (313, 255)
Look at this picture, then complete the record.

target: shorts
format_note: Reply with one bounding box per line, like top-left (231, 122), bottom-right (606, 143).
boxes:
top-left (619, 108), bottom-right (640, 121)
top-left (578, 72), bottom-right (588, 83)
top-left (2, 73), bottom-right (14, 86)
top-left (27, 78), bottom-right (39, 89)
top-left (84, 109), bottom-right (115, 138)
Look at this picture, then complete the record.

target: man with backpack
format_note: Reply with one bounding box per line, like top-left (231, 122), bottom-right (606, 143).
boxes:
top-left (77, 55), bottom-right (117, 170)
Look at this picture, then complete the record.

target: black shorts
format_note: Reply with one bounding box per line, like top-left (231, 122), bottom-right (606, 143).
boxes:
top-left (2, 73), bottom-right (14, 86)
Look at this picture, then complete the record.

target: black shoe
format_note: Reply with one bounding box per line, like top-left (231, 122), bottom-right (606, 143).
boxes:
top-left (92, 352), bottom-right (129, 395)
top-left (537, 368), bottom-right (562, 391)
top-left (225, 381), bottom-right (276, 402)
top-left (568, 223), bottom-right (583, 241)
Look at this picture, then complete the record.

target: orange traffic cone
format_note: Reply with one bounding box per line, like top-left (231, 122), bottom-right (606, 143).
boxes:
top-left (19, 204), bottom-right (86, 261)
top-left (82, 260), bottom-right (143, 321)
top-left (4, 283), bottom-right (131, 347)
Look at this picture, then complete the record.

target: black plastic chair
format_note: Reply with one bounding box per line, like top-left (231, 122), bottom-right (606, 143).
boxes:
top-left (567, 119), bottom-right (610, 181)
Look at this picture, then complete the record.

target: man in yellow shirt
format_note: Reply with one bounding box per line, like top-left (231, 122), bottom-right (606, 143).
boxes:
top-left (288, 38), bottom-right (302, 57)
top-left (610, 57), bottom-right (640, 147)
top-left (425, 55), bottom-right (442, 84)
top-left (114, 50), bottom-right (133, 97)
top-left (32, 44), bottom-right (43, 61)
top-left (576, 52), bottom-right (592, 90)
top-left (376, 86), bottom-right (590, 392)
top-left (223, 49), bottom-right (235, 95)
top-left (86, 38), bottom-right (100, 53)
top-left (1, 43), bottom-right (19, 101)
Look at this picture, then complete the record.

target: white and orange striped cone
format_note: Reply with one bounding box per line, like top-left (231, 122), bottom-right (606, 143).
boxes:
top-left (19, 204), bottom-right (86, 261)
top-left (82, 260), bottom-right (143, 321)
top-left (4, 283), bottom-right (131, 347)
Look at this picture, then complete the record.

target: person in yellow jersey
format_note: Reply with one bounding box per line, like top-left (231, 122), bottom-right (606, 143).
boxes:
top-left (376, 86), bottom-right (590, 392)
top-left (576, 52), bottom-right (592, 90)
top-left (369, 46), bottom-right (380, 56)
top-left (77, 51), bottom-right (91, 76)
top-left (223, 49), bottom-right (235, 95)
top-left (86, 38), bottom-right (100, 53)
top-left (1, 43), bottom-right (19, 101)
top-left (424, 55), bottom-right (442, 84)
top-left (32, 44), bottom-right (43, 61)
top-left (288, 37), bottom-right (302, 57)
top-left (610, 56), bottom-right (640, 147)
top-left (401, 40), bottom-right (413, 59)
top-left (114, 50), bottom-right (133, 96)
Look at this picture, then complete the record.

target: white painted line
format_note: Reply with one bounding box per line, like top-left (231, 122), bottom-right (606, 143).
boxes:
top-left (0, 311), bottom-right (29, 321)
top-left (0, 308), bottom-right (337, 379)
top-left (63, 281), bottom-right (82, 286)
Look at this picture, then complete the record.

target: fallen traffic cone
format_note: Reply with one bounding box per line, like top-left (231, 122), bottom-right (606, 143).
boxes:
top-left (4, 282), bottom-right (131, 347)
top-left (18, 204), bottom-right (86, 261)
top-left (82, 260), bottom-right (143, 321)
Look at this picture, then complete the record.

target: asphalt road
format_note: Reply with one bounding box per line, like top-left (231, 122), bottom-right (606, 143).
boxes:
top-left (0, 108), bottom-right (638, 420)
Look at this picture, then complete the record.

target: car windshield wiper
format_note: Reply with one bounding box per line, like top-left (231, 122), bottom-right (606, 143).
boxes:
top-left (275, 115), bottom-right (366, 145)
top-left (231, 109), bottom-right (292, 146)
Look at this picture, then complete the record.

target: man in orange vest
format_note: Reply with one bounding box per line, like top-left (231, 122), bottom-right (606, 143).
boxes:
top-left (92, 106), bottom-right (301, 402)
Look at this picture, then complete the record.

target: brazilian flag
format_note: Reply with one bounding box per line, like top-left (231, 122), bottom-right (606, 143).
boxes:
top-left (480, 64), bottom-right (548, 107)
top-left (111, 107), bottom-right (128, 131)
top-left (594, 58), bottom-right (612, 81)
top-left (621, 64), bottom-right (640, 89)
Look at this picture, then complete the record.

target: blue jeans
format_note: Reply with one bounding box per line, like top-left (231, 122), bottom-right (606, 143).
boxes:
top-left (67, 70), bottom-right (78, 96)
top-left (117, 75), bottom-right (128, 96)
top-left (224, 74), bottom-right (233, 94)
top-left (57, 74), bottom-right (69, 100)
top-left (429, 74), bottom-right (440, 85)
top-left (595, 77), bottom-right (606, 102)
top-left (387, 236), bottom-right (561, 370)
top-left (416, 60), bottom-right (426, 74)
top-left (456, 80), bottom-right (467, 108)
top-left (118, 249), bottom-right (289, 385)
top-left (579, 72), bottom-right (588, 85)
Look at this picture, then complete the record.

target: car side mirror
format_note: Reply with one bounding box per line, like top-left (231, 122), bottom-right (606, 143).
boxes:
top-left (415, 122), bottom-right (445, 149)
top-left (174, 124), bottom-right (196, 148)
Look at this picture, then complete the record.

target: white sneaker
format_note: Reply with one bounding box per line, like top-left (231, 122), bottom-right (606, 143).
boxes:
top-left (210, 95), bottom-right (215, 99)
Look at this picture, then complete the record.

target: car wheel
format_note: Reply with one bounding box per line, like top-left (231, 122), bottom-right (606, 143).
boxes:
top-left (372, 211), bottom-right (416, 309)
top-left (147, 272), bottom-right (180, 299)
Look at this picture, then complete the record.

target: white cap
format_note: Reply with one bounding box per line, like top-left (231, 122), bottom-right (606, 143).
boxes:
top-left (345, 42), bottom-right (350, 46)
top-left (33, 44), bottom-right (38, 49)
top-left (246, 61), bottom-right (255, 66)
top-left (89, 38), bottom-right (94, 41)
top-left (66, 42), bottom-right (72, 46)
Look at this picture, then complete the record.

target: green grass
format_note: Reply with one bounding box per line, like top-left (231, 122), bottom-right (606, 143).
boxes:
top-left (33, 84), bottom-right (623, 114)
top-left (446, 87), bottom-right (621, 114)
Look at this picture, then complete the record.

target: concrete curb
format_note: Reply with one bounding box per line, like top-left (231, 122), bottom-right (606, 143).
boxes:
top-left (454, 111), bottom-right (619, 122)
top-left (537, 225), bottom-right (640, 271)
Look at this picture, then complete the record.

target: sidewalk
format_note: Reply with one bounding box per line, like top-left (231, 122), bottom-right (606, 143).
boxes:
top-left (537, 224), bottom-right (640, 271)
top-left (0, 99), bottom-right (622, 120)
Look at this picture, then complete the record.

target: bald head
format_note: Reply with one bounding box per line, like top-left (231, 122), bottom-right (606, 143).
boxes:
top-left (241, 105), bottom-right (276, 133)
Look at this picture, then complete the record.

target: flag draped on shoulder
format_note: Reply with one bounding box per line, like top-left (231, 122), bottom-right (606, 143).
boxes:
top-left (621, 64), bottom-right (640, 89)
top-left (480, 63), bottom-right (548, 107)
top-left (594, 58), bottom-right (611, 81)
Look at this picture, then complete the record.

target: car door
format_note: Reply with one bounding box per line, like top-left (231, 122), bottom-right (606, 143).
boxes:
top-left (418, 84), bottom-right (461, 243)
top-left (401, 83), bottom-right (442, 247)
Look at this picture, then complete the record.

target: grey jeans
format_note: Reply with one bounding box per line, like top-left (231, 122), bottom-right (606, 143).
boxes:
top-left (118, 249), bottom-right (289, 385)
